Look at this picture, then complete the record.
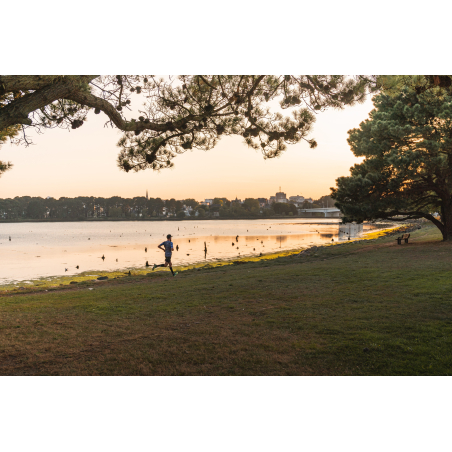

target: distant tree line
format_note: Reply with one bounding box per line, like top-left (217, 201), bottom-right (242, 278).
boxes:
top-left (0, 195), bottom-right (333, 220)
top-left (0, 196), bottom-right (193, 220)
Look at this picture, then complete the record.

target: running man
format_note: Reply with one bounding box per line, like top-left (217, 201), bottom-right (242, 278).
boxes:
top-left (153, 234), bottom-right (178, 276)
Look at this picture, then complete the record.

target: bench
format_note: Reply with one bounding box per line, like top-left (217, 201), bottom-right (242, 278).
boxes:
top-left (396, 233), bottom-right (410, 245)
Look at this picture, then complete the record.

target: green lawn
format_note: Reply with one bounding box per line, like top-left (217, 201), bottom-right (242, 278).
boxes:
top-left (1, 224), bottom-right (451, 375)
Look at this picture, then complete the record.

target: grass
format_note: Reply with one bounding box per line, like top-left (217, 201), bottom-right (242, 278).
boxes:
top-left (1, 223), bottom-right (451, 375)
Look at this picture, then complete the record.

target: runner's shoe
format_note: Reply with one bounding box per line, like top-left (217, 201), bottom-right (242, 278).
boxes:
top-left (152, 264), bottom-right (157, 271)
top-left (173, 272), bottom-right (179, 277)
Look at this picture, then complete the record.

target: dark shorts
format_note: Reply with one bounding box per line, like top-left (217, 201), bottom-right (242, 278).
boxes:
top-left (165, 256), bottom-right (172, 263)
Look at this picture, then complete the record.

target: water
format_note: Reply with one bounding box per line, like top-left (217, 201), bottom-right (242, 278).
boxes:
top-left (0, 219), bottom-right (380, 285)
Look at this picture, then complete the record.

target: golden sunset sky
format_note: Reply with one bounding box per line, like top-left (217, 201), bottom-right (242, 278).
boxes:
top-left (0, 89), bottom-right (373, 201)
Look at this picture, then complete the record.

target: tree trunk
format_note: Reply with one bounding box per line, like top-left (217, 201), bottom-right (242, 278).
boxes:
top-left (440, 204), bottom-right (452, 241)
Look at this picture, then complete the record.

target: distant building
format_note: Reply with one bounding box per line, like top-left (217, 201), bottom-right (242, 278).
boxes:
top-left (289, 195), bottom-right (305, 203)
top-left (258, 198), bottom-right (268, 207)
top-left (269, 196), bottom-right (276, 204)
top-left (231, 197), bottom-right (242, 204)
top-left (275, 191), bottom-right (287, 203)
top-left (146, 190), bottom-right (148, 200)
top-left (205, 199), bottom-right (214, 204)
top-left (199, 201), bottom-right (210, 206)
top-left (305, 197), bottom-right (314, 203)
top-left (288, 195), bottom-right (305, 207)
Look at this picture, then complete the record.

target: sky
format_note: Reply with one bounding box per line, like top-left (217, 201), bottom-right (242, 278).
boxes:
top-left (0, 91), bottom-right (374, 202)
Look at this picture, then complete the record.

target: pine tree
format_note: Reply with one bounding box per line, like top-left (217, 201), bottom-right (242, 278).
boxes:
top-left (0, 75), bottom-right (374, 174)
top-left (332, 89), bottom-right (452, 241)
top-left (0, 91), bottom-right (20, 177)
top-left (377, 75), bottom-right (452, 97)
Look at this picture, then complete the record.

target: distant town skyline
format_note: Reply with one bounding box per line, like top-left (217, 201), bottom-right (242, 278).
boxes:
top-left (0, 96), bottom-right (374, 200)
top-left (31, 190), bottom-right (319, 202)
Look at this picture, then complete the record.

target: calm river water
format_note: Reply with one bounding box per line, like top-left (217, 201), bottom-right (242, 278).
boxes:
top-left (0, 219), bottom-right (380, 285)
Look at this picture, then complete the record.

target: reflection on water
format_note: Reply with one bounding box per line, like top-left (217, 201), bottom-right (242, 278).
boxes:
top-left (0, 219), bottom-right (380, 285)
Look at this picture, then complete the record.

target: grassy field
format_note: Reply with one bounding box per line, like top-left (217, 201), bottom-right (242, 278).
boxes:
top-left (1, 224), bottom-right (451, 375)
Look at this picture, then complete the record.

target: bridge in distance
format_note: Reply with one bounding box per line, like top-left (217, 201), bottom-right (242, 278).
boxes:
top-left (298, 207), bottom-right (342, 218)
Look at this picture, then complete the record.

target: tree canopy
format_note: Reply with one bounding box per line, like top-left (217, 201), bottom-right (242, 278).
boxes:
top-left (331, 90), bottom-right (452, 240)
top-left (0, 75), bottom-right (375, 177)
top-left (377, 75), bottom-right (452, 98)
top-left (0, 90), bottom-right (20, 176)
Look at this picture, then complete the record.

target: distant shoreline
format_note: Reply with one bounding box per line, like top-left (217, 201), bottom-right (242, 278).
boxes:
top-left (0, 215), bottom-right (342, 224)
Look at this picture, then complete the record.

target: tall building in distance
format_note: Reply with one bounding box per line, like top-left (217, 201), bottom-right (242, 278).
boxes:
top-left (275, 187), bottom-right (287, 203)
top-left (146, 190), bottom-right (148, 200)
